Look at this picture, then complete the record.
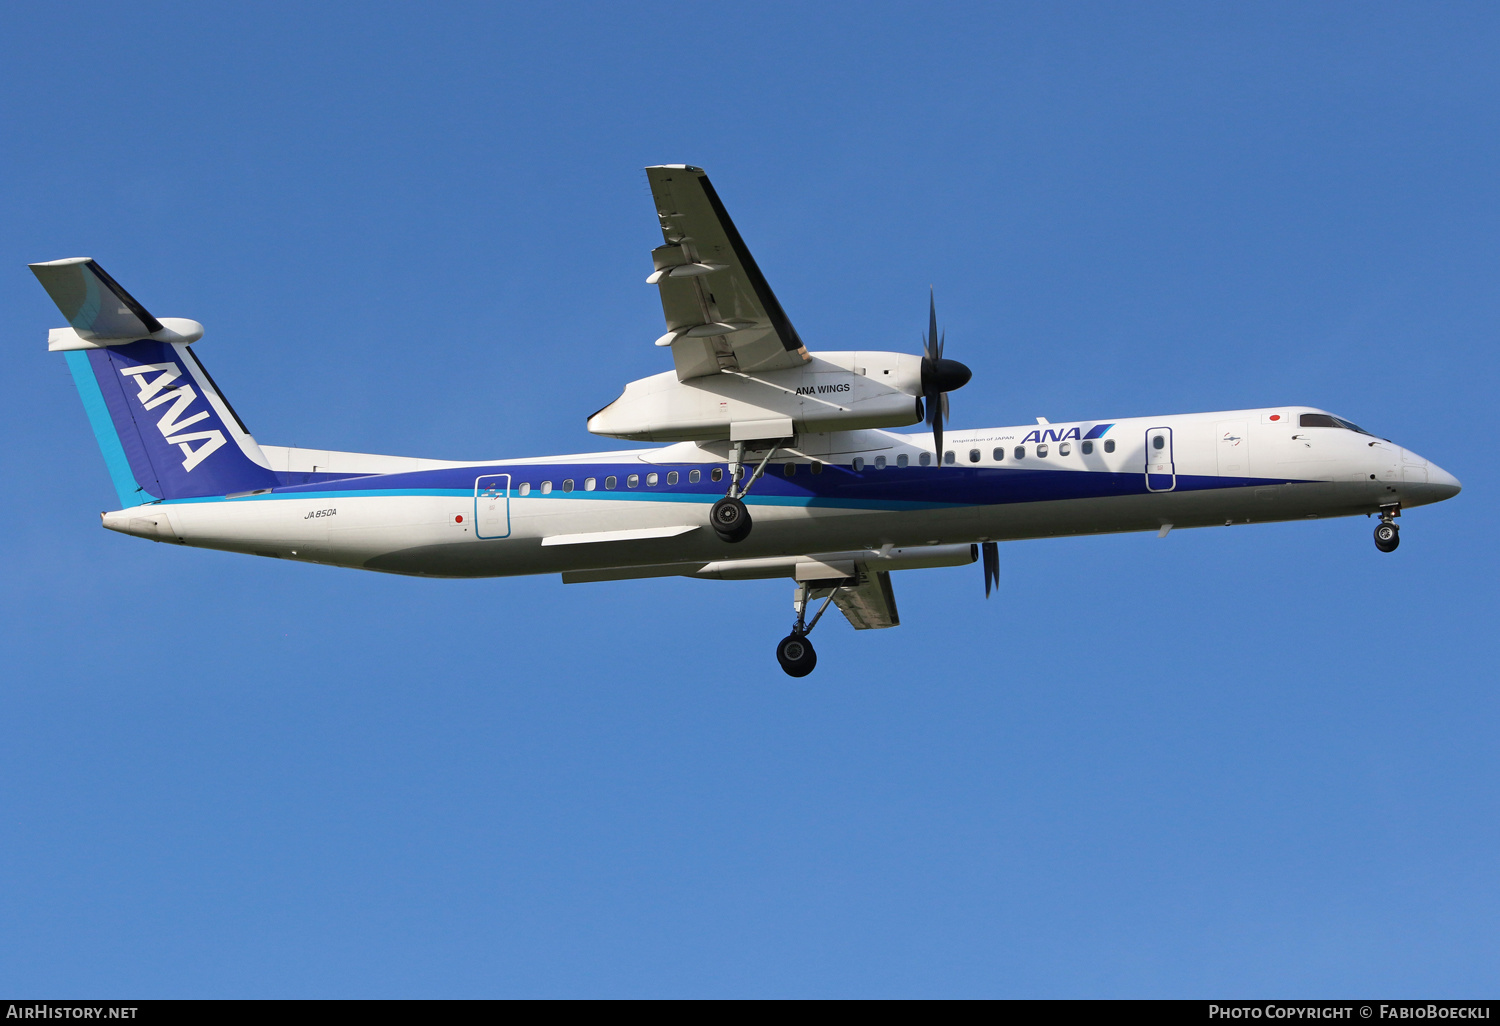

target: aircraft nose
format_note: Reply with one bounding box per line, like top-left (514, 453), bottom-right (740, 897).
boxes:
top-left (1428, 462), bottom-right (1462, 501)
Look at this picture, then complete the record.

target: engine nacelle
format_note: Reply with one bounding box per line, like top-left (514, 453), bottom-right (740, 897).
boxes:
top-left (587, 352), bottom-right (925, 442)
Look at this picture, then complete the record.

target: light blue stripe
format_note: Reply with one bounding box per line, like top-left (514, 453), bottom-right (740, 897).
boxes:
top-left (64, 350), bottom-right (146, 509)
top-left (160, 487), bottom-right (472, 504)
top-left (158, 486), bottom-right (956, 512)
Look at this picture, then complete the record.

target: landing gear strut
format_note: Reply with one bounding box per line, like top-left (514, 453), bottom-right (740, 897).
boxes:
top-left (1374, 503), bottom-right (1400, 553)
top-left (713, 439), bottom-right (788, 543)
top-left (776, 581), bottom-right (843, 678)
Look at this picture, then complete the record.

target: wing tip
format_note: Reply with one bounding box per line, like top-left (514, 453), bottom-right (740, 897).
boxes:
top-left (29, 256), bottom-right (94, 270)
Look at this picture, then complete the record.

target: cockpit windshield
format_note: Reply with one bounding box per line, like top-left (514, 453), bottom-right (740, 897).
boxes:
top-left (1300, 413), bottom-right (1374, 436)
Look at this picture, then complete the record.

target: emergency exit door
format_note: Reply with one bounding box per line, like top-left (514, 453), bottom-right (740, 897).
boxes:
top-left (474, 474), bottom-right (511, 539)
top-left (1145, 427), bottom-right (1175, 492)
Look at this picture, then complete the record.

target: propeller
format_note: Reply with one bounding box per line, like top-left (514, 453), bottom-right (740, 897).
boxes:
top-left (981, 541), bottom-right (999, 598)
top-left (920, 288), bottom-right (972, 460)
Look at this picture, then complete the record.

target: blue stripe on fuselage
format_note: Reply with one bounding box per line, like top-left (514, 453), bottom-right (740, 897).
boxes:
top-left (155, 463), bottom-right (1309, 510)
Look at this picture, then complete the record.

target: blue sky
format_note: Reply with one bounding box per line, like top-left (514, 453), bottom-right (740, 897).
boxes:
top-left (2, 2), bottom-right (1495, 998)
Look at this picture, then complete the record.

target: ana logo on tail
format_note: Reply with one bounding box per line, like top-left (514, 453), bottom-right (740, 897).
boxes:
top-left (118, 362), bottom-right (226, 471)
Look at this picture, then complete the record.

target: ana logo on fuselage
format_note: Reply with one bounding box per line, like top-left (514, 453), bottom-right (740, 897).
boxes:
top-left (118, 362), bottom-right (226, 472)
top-left (1021, 426), bottom-right (1081, 444)
top-left (1019, 424), bottom-right (1114, 445)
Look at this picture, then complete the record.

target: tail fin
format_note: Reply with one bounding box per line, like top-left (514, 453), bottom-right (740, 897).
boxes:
top-left (34, 259), bottom-right (279, 506)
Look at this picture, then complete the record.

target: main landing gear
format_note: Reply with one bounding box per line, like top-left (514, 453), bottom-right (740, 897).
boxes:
top-left (1373, 503), bottom-right (1400, 553)
top-left (712, 439), bottom-right (788, 543)
top-left (776, 581), bottom-right (844, 677)
top-left (710, 496), bottom-right (751, 543)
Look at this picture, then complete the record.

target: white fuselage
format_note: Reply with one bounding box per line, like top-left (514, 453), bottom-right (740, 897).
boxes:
top-left (102, 406), bottom-right (1461, 579)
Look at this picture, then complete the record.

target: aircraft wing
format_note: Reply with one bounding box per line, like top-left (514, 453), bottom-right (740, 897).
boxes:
top-left (645, 165), bottom-right (810, 381)
top-left (812, 570), bottom-right (900, 630)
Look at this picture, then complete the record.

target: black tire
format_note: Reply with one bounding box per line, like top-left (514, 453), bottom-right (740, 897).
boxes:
top-left (1374, 522), bottom-right (1400, 552)
top-left (776, 633), bottom-right (817, 677)
top-left (711, 496), bottom-right (752, 543)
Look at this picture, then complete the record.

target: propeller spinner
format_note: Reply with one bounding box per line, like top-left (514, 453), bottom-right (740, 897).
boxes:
top-left (920, 289), bottom-right (972, 459)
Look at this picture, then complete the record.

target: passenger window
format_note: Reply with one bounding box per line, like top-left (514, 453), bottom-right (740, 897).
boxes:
top-left (627, 474), bottom-right (639, 488)
top-left (919, 452), bottom-right (932, 467)
top-left (518, 482), bottom-right (531, 496)
top-left (562, 479), bottom-right (574, 492)
top-left (667, 471), bottom-right (679, 485)
top-left (1037, 444), bottom-right (1049, 458)
top-left (1152, 435), bottom-right (1165, 450)
top-left (969, 449), bottom-right (980, 463)
top-left (689, 469), bottom-right (701, 483)
top-left (1059, 442), bottom-right (1071, 456)
top-left (541, 481), bottom-right (553, 494)
top-left (853, 457), bottom-right (865, 471)
top-left (1014, 446), bottom-right (1025, 459)
top-left (711, 467), bottom-right (723, 482)
top-left (993, 447), bottom-right (1004, 461)
top-left (1081, 441), bottom-right (1093, 455)
top-left (1104, 439), bottom-right (1115, 453)
top-left (896, 453), bottom-right (908, 468)
top-left (584, 477), bottom-right (596, 491)
top-left (944, 451), bottom-right (955, 465)
top-left (810, 463), bottom-right (823, 475)
top-left (646, 472), bottom-right (658, 486)
top-left (784, 463), bottom-right (796, 476)
top-left (605, 476), bottom-right (616, 490)
top-left (875, 455), bottom-right (886, 469)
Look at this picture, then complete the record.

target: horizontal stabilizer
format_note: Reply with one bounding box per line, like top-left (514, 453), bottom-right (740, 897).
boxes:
top-left (32, 257), bottom-right (160, 338)
top-left (30, 258), bottom-right (202, 346)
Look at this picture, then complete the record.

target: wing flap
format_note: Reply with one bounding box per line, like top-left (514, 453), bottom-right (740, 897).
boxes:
top-left (812, 570), bottom-right (900, 630)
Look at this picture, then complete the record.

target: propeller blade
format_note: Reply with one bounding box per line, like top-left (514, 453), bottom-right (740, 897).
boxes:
top-left (918, 289), bottom-right (970, 461)
top-left (982, 541), bottom-right (999, 598)
top-left (926, 288), bottom-right (939, 360)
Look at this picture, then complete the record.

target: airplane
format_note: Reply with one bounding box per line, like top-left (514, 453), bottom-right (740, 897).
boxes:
top-left (31, 165), bottom-right (1461, 677)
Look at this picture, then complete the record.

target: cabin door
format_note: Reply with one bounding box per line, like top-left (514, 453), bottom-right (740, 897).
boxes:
top-left (1145, 427), bottom-right (1176, 492)
top-left (474, 474), bottom-right (511, 539)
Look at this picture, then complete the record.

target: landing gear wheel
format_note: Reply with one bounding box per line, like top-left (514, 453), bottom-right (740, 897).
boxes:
top-left (776, 633), bottom-right (817, 677)
top-left (711, 496), bottom-right (752, 543)
top-left (1374, 522), bottom-right (1400, 552)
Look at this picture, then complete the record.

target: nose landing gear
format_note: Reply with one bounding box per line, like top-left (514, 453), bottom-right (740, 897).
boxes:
top-left (1374, 503), bottom-right (1400, 552)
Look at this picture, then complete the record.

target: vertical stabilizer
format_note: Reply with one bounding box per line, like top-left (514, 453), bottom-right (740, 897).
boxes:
top-left (33, 259), bottom-right (278, 506)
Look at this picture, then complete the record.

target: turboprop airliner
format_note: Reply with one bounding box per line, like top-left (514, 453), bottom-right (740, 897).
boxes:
top-left (31, 165), bottom-right (1461, 676)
